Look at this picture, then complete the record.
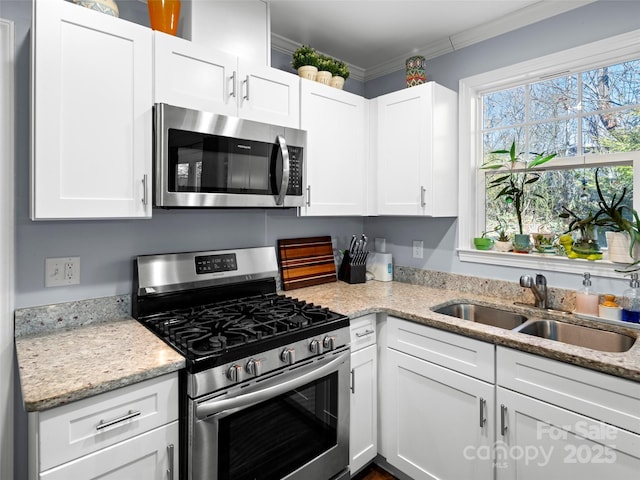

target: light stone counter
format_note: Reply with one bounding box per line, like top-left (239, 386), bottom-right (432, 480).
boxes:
top-left (285, 280), bottom-right (640, 382)
top-left (15, 318), bottom-right (185, 412)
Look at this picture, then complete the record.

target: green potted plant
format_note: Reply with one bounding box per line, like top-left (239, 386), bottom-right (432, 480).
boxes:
top-left (330, 59), bottom-right (350, 89)
top-left (494, 221), bottom-right (513, 252)
top-left (558, 208), bottom-right (603, 260)
top-left (481, 140), bottom-right (556, 253)
top-left (315, 54), bottom-right (334, 85)
top-left (292, 45), bottom-right (320, 80)
top-left (473, 229), bottom-right (495, 250)
top-left (594, 169), bottom-right (640, 267)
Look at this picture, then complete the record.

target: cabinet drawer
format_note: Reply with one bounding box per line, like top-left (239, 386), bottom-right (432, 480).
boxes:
top-left (387, 316), bottom-right (494, 382)
top-left (350, 314), bottom-right (377, 351)
top-left (36, 372), bottom-right (178, 471)
top-left (497, 347), bottom-right (640, 435)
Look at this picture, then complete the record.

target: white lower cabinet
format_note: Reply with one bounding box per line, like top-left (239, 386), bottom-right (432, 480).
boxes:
top-left (40, 422), bottom-right (178, 480)
top-left (29, 373), bottom-right (179, 480)
top-left (496, 346), bottom-right (640, 480)
top-left (350, 315), bottom-right (378, 474)
top-left (380, 316), bottom-right (494, 480)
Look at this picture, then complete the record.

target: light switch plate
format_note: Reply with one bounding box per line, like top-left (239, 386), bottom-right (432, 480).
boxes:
top-left (45, 257), bottom-right (80, 287)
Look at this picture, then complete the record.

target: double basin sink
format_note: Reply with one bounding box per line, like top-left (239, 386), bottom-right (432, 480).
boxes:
top-left (433, 302), bottom-right (636, 353)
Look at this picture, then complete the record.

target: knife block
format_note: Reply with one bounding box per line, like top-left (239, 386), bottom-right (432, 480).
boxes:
top-left (338, 252), bottom-right (366, 284)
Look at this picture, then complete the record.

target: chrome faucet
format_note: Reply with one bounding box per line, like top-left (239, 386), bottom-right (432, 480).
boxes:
top-left (520, 274), bottom-right (548, 309)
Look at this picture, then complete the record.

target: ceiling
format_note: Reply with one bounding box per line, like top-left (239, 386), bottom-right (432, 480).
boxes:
top-left (268, 0), bottom-right (595, 81)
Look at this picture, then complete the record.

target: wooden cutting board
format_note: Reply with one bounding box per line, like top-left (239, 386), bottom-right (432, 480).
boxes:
top-left (277, 236), bottom-right (337, 291)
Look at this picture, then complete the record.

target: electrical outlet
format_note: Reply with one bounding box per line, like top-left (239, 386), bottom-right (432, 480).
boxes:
top-left (45, 257), bottom-right (80, 287)
top-left (412, 240), bottom-right (424, 259)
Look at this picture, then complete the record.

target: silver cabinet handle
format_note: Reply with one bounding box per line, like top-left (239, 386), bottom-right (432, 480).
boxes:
top-left (229, 71), bottom-right (237, 98)
top-left (96, 409), bottom-right (141, 431)
top-left (167, 444), bottom-right (174, 479)
top-left (355, 329), bottom-right (375, 338)
top-left (350, 368), bottom-right (355, 394)
top-left (420, 186), bottom-right (426, 207)
top-left (142, 174), bottom-right (148, 205)
top-left (479, 397), bottom-right (486, 427)
top-left (275, 135), bottom-right (290, 206)
top-left (306, 185), bottom-right (311, 207)
top-left (500, 404), bottom-right (508, 435)
top-left (243, 75), bottom-right (250, 101)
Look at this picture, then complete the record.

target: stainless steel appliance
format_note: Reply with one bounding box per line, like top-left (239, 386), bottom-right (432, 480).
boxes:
top-left (154, 103), bottom-right (306, 208)
top-left (132, 247), bottom-right (350, 480)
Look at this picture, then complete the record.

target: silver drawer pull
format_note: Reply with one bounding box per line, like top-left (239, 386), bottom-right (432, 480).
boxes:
top-left (96, 409), bottom-right (141, 431)
top-left (355, 329), bottom-right (375, 338)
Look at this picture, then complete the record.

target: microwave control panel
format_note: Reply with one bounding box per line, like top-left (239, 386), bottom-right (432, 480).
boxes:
top-left (287, 146), bottom-right (303, 195)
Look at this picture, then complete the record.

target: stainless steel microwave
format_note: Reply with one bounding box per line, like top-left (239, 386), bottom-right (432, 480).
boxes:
top-left (154, 103), bottom-right (306, 208)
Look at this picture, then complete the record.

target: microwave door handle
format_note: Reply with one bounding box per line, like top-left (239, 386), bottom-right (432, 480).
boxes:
top-left (275, 135), bottom-right (290, 206)
top-left (195, 349), bottom-right (349, 419)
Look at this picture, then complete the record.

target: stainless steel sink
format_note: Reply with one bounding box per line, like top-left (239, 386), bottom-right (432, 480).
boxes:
top-left (434, 303), bottom-right (528, 329)
top-left (515, 319), bottom-right (635, 353)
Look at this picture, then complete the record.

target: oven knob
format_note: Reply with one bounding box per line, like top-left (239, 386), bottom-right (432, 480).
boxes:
top-left (281, 347), bottom-right (296, 365)
top-left (246, 358), bottom-right (262, 377)
top-left (226, 364), bottom-right (242, 382)
top-left (309, 339), bottom-right (322, 354)
top-left (323, 336), bottom-right (337, 351)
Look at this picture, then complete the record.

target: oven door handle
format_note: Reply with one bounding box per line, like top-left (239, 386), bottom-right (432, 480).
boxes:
top-left (274, 135), bottom-right (290, 206)
top-left (195, 349), bottom-right (349, 420)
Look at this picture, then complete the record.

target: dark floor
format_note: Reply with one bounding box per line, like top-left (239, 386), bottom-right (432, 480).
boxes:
top-left (352, 464), bottom-right (399, 480)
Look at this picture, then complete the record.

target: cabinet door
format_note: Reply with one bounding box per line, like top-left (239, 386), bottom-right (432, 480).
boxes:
top-left (300, 79), bottom-right (367, 216)
top-left (383, 348), bottom-right (494, 480)
top-left (153, 31), bottom-right (237, 116)
top-left (375, 82), bottom-right (457, 217)
top-left (237, 61), bottom-right (300, 128)
top-left (350, 344), bottom-right (377, 474)
top-left (40, 422), bottom-right (179, 480)
top-left (31, 0), bottom-right (152, 219)
top-left (496, 387), bottom-right (640, 480)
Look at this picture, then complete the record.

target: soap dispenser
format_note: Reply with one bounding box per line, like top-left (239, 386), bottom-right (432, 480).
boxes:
top-left (575, 272), bottom-right (599, 316)
top-left (621, 273), bottom-right (640, 324)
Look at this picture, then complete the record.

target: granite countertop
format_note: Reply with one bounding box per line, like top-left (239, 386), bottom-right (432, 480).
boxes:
top-left (285, 280), bottom-right (640, 382)
top-left (16, 279), bottom-right (640, 413)
top-left (15, 318), bottom-right (185, 412)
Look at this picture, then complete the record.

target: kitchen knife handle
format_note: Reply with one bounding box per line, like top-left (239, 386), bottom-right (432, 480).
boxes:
top-left (229, 71), bottom-right (237, 98)
top-left (420, 186), bottom-right (426, 207)
top-left (275, 135), bottom-right (290, 206)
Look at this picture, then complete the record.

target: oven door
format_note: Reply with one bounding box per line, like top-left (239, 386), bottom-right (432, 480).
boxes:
top-left (189, 348), bottom-right (350, 480)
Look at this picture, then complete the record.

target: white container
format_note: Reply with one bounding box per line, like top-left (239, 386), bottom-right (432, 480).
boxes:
top-left (367, 252), bottom-right (393, 282)
top-left (598, 304), bottom-right (622, 321)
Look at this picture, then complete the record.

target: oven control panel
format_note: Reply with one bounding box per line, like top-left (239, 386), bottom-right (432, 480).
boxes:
top-left (195, 253), bottom-right (238, 274)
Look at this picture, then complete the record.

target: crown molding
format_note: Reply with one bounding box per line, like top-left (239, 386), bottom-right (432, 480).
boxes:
top-left (272, 0), bottom-right (595, 83)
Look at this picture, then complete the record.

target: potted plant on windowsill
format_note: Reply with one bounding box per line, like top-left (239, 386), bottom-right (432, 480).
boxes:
top-left (558, 208), bottom-right (604, 260)
top-left (481, 141), bottom-right (556, 254)
top-left (473, 230), bottom-right (495, 250)
top-left (292, 45), bottom-right (320, 80)
top-left (493, 221), bottom-right (513, 252)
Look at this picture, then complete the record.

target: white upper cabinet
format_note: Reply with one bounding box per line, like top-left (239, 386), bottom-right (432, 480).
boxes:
top-left (300, 79), bottom-right (368, 216)
top-left (375, 82), bottom-right (458, 216)
top-left (153, 32), bottom-right (300, 128)
top-left (31, 0), bottom-right (152, 219)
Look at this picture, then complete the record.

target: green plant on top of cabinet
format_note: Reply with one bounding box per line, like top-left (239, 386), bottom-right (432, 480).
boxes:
top-left (300, 78), bottom-right (368, 215)
top-left (31, 0), bottom-right (152, 219)
top-left (375, 82), bottom-right (458, 216)
top-left (153, 31), bottom-right (300, 129)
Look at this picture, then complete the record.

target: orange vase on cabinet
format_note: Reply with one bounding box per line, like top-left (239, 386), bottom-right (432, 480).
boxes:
top-left (148, 0), bottom-right (181, 36)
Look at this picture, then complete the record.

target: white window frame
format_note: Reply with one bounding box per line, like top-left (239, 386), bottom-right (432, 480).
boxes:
top-left (458, 29), bottom-right (640, 277)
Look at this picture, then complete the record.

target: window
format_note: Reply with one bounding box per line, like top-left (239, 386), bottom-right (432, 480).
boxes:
top-left (459, 30), bottom-right (640, 276)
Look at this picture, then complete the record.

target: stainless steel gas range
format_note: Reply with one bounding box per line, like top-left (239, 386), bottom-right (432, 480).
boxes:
top-left (132, 246), bottom-right (350, 480)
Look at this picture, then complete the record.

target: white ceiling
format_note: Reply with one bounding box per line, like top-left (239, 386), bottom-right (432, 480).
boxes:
top-left (268, 0), bottom-right (595, 81)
